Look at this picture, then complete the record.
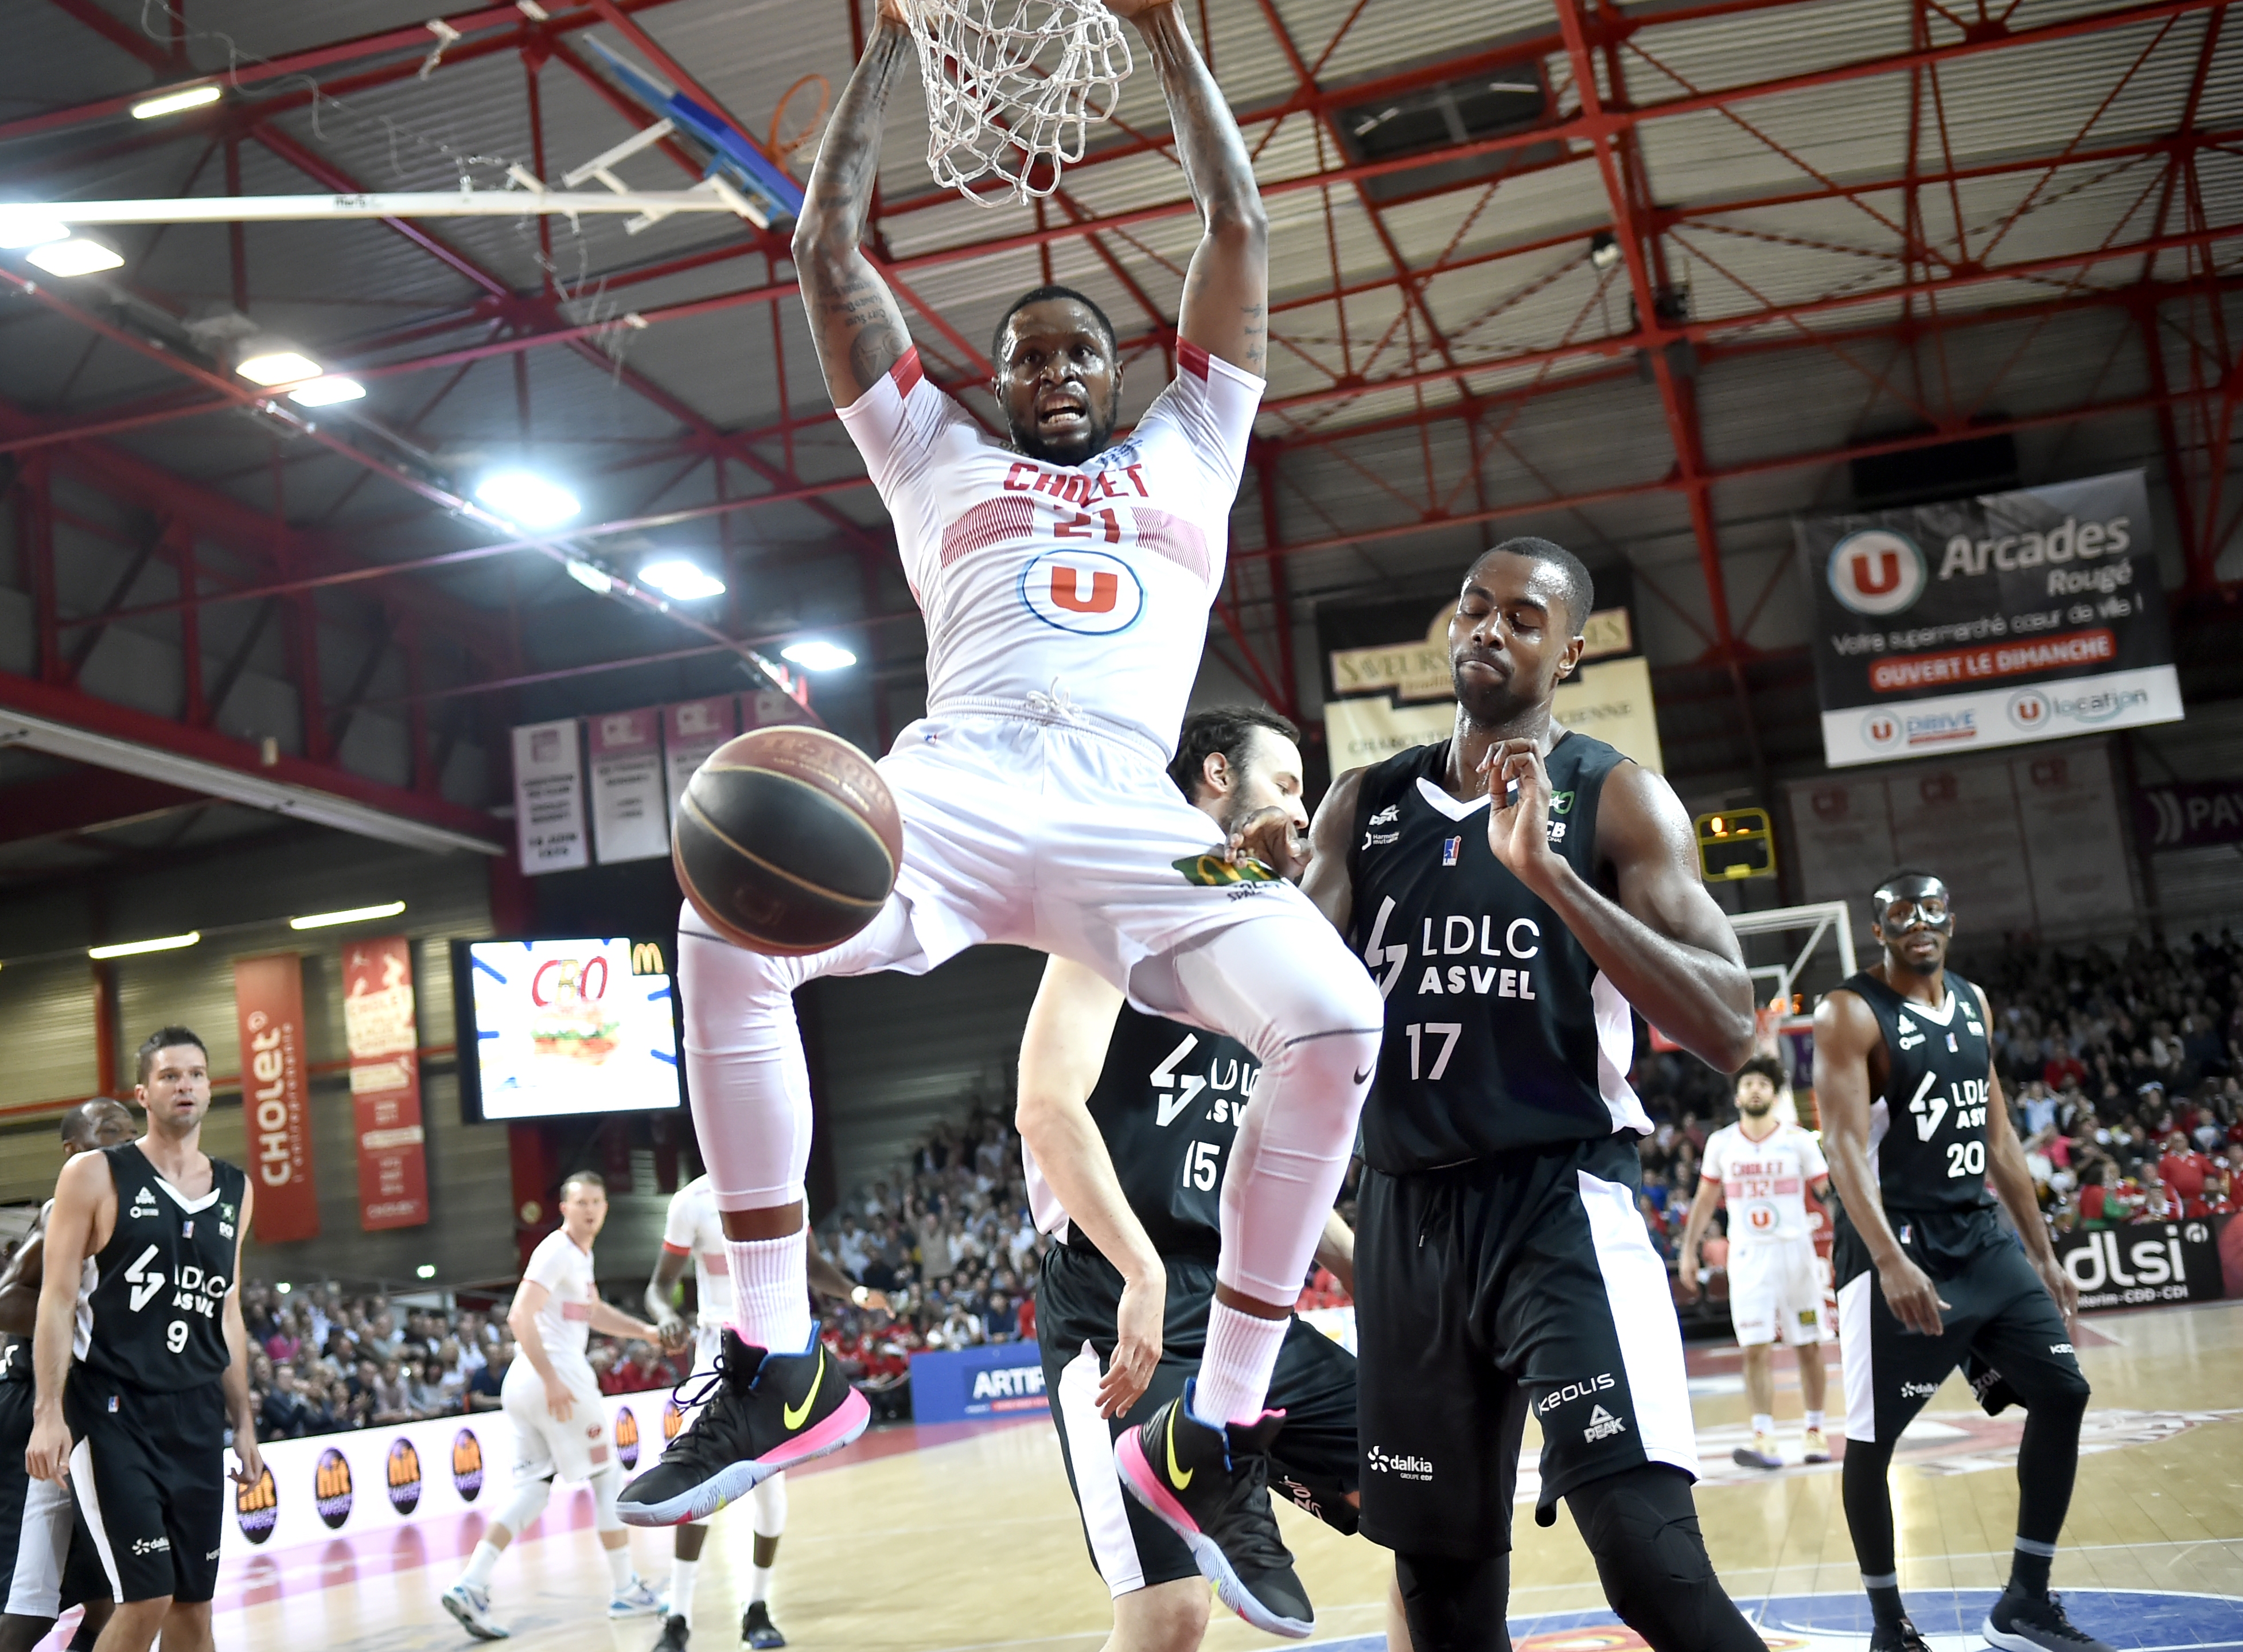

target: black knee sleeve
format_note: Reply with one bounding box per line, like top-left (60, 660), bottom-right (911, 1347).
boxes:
top-left (1395, 1549), bottom-right (1512, 1652)
top-left (1566, 1466), bottom-right (1765, 1652)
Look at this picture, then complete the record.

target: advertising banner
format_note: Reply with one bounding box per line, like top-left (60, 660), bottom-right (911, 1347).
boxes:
top-left (2055, 1217), bottom-right (2225, 1312)
top-left (586, 708), bottom-right (669, 864)
top-left (2136, 780), bottom-right (2243, 850)
top-left (461, 938), bottom-right (682, 1120)
top-left (663, 696), bottom-right (738, 816)
top-left (1797, 469), bottom-right (2183, 767)
top-left (342, 936), bottom-right (429, 1231)
top-left (511, 719), bottom-right (588, 874)
top-left (907, 1341), bottom-right (1047, 1424)
top-left (232, 954), bottom-right (317, 1242)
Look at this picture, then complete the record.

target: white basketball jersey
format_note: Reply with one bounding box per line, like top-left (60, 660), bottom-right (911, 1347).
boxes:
top-left (661, 1175), bottom-right (733, 1324)
top-left (1699, 1120), bottom-right (1828, 1247)
top-left (835, 342), bottom-right (1263, 757)
top-left (520, 1226), bottom-right (599, 1376)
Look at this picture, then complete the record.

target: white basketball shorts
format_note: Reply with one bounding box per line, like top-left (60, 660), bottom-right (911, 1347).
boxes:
top-left (1727, 1237), bottom-right (1829, 1348)
top-left (502, 1356), bottom-right (612, 1484)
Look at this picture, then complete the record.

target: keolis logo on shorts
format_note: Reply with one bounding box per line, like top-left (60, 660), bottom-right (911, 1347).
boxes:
top-left (1366, 1444), bottom-right (1434, 1481)
top-left (1536, 1373), bottom-right (1615, 1416)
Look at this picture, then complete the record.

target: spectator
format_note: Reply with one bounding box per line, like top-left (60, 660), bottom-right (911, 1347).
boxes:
top-left (372, 1357), bottom-right (414, 1425)
top-left (468, 1342), bottom-right (512, 1412)
top-left (408, 1356), bottom-right (453, 1419)
top-left (982, 1291), bottom-right (1018, 1343)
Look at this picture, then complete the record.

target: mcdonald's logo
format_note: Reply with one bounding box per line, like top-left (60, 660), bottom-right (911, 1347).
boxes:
top-left (615, 1405), bottom-right (641, 1470)
top-left (386, 1437), bottom-right (423, 1515)
top-left (452, 1428), bottom-right (485, 1501)
top-left (235, 1463), bottom-right (278, 1544)
top-left (631, 942), bottom-right (667, 976)
top-left (314, 1447), bottom-right (355, 1530)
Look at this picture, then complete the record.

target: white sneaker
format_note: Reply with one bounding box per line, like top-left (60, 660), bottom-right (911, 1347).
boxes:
top-left (609, 1576), bottom-right (667, 1619)
top-left (442, 1581), bottom-right (510, 1641)
top-left (1731, 1432), bottom-right (1784, 1470)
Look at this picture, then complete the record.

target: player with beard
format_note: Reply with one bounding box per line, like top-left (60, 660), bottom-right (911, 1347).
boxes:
top-left (1675, 1055), bottom-right (1835, 1470)
top-left (0, 1097), bottom-right (133, 1652)
top-left (1816, 872), bottom-right (2106, 1652)
top-left (1299, 539), bottom-right (1769, 1652)
top-left (625, 0), bottom-right (1388, 1636)
top-left (25, 1030), bottom-right (262, 1652)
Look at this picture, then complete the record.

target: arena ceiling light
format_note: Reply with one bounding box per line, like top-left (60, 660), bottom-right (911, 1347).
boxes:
top-left (289, 900), bottom-right (406, 930)
top-left (477, 470), bottom-right (581, 529)
top-left (1588, 231), bottom-right (1621, 272)
top-left (0, 212), bottom-right (68, 250)
top-left (89, 931), bottom-right (201, 959)
top-left (639, 558), bottom-right (726, 601)
top-left (287, 375), bottom-right (366, 407)
top-left (24, 236), bottom-right (123, 277)
top-left (565, 557), bottom-right (614, 594)
top-left (130, 85), bottom-right (223, 120)
top-left (236, 349), bottom-right (323, 386)
top-left (780, 639), bottom-right (856, 672)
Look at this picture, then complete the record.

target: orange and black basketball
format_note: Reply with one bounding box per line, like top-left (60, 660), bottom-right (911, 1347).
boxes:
top-left (673, 726), bottom-right (902, 956)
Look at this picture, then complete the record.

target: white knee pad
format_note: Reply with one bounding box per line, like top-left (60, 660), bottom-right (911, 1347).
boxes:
top-left (499, 1475), bottom-right (552, 1537)
top-left (590, 1466), bottom-right (624, 1533)
top-left (751, 1472), bottom-right (787, 1540)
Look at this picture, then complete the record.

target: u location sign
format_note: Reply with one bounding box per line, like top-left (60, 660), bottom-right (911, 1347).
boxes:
top-left (1798, 470), bottom-right (2183, 767)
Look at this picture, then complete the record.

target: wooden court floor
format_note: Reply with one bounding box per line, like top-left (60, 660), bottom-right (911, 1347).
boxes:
top-left (111, 1299), bottom-right (2243, 1652)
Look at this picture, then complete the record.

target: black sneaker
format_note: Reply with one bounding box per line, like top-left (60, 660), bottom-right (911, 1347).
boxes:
top-left (742, 1600), bottom-right (786, 1649)
top-left (1868, 1617), bottom-right (1931, 1652)
top-left (1114, 1383), bottom-right (1312, 1639)
top-left (618, 1331), bottom-right (869, 1527)
top-left (1984, 1588), bottom-right (2115, 1651)
top-left (652, 1615), bottom-right (690, 1652)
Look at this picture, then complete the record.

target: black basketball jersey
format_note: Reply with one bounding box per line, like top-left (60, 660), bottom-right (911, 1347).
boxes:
top-left (80, 1142), bottom-right (247, 1391)
top-left (1839, 969), bottom-right (1997, 1214)
top-left (1346, 732), bottom-right (1645, 1173)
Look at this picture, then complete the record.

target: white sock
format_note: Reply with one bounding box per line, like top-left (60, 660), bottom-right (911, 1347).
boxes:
top-left (668, 1554), bottom-right (699, 1626)
top-left (1806, 1409), bottom-right (1826, 1432)
top-left (460, 1540), bottom-right (503, 1591)
top-left (729, 1229), bottom-right (814, 1354)
top-left (750, 1563), bottom-right (774, 1605)
top-left (604, 1542), bottom-right (633, 1592)
top-left (1752, 1413), bottom-right (1775, 1437)
top-left (1190, 1303), bottom-right (1289, 1428)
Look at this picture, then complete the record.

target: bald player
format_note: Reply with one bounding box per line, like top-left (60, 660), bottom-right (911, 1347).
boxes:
top-left (1, 1098), bottom-right (134, 1652)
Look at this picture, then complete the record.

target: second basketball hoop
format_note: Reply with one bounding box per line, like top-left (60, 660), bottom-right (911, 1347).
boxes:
top-left (902, 0), bottom-right (1131, 206)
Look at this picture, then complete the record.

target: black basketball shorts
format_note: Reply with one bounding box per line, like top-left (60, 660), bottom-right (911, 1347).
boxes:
top-left (1037, 1241), bottom-right (1361, 1595)
top-left (1832, 1205), bottom-right (2085, 1444)
top-left (1356, 1133), bottom-right (1699, 1560)
top-left (1, 1379), bottom-right (113, 1619)
top-left (64, 1372), bottom-right (226, 1606)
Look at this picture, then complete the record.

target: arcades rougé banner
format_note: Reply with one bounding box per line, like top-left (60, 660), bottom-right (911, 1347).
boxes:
top-left (1798, 470), bottom-right (2183, 767)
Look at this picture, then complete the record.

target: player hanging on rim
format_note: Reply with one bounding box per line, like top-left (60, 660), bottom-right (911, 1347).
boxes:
top-left (622, 0), bottom-right (1388, 1637)
top-left (642, 1178), bottom-right (889, 1652)
top-left (1016, 707), bottom-right (1409, 1651)
top-left (25, 1028), bottom-right (263, 1652)
top-left (0, 1097), bottom-right (134, 1652)
top-left (1299, 540), bottom-right (1771, 1652)
top-left (1675, 1054), bottom-right (1836, 1470)
top-left (1815, 872), bottom-right (2109, 1652)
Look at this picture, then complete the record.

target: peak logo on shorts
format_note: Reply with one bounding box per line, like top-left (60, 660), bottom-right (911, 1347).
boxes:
top-left (386, 1437), bottom-right (423, 1515)
top-left (1535, 1373), bottom-right (1616, 1416)
top-left (234, 1463), bottom-right (278, 1544)
top-left (1018, 548), bottom-right (1144, 635)
top-left (1583, 1405), bottom-right (1626, 1443)
top-left (1366, 1445), bottom-right (1434, 1480)
top-left (314, 1447), bottom-right (355, 1529)
top-left (451, 1428), bottom-right (484, 1501)
top-left (615, 1405), bottom-right (641, 1470)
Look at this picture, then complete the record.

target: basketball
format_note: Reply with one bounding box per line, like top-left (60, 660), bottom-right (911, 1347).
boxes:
top-left (672, 726), bottom-right (903, 956)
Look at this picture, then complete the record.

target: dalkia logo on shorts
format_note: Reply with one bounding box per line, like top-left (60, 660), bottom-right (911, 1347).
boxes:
top-left (452, 1428), bottom-right (485, 1501)
top-left (1365, 1445), bottom-right (1433, 1480)
top-left (314, 1446), bottom-right (355, 1530)
top-left (1583, 1405), bottom-right (1627, 1443)
top-left (615, 1405), bottom-right (641, 1470)
top-left (1899, 1378), bottom-right (1941, 1399)
top-left (386, 1437), bottom-right (423, 1515)
top-left (233, 1465), bottom-right (277, 1544)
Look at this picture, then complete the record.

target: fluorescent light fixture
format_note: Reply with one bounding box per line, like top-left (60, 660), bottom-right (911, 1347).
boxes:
top-left (289, 900), bottom-right (406, 931)
top-left (88, 931), bottom-right (201, 960)
top-left (477, 470), bottom-right (581, 529)
top-left (276, 1281), bottom-right (292, 1294)
top-left (640, 558), bottom-right (726, 601)
top-left (236, 350), bottom-right (322, 386)
top-left (1588, 231), bottom-right (1621, 272)
top-left (287, 375), bottom-right (365, 407)
top-left (566, 558), bottom-right (614, 594)
top-left (781, 640), bottom-right (856, 672)
top-left (416, 1264), bottom-right (437, 1279)
top-left (131, 85), bottom-right (223, 120)
top-left (0, 213), bottom-right (68, 251)
top-left (25, 237), bottom-right (123, 277)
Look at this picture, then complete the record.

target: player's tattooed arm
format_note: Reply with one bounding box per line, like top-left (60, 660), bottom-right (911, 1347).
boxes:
top-left (791, 0), bottom-right (915, 407)
top-left (1115, 1), bottom-right (1269, 373)
top-left (1301, 766), bottom-right (1369, 933)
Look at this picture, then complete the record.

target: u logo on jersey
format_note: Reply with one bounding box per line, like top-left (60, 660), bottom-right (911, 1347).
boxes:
top-left (1019, 548), bottom-right (1144, 635)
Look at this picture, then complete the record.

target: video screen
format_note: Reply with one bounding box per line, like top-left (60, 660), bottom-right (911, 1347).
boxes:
top-left (455, 938), bottom-right (683, 1121)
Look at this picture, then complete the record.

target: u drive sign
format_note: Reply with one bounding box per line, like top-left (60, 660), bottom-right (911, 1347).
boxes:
top-left (1797, 470), bottom-right (2184, 767)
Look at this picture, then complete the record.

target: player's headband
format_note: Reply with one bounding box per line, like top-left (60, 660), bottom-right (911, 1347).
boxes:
top-left (1871, 872), bottom-right (1952, 934)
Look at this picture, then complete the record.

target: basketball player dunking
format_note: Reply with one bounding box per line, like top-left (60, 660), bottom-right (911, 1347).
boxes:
top-left (0, 1098), bottom-right (133, 1652)
top-left (25, 1028), bottom-right (262, 1652)
top-left (1815, 872), bottom-right (2108, 1652)
top-left (623, 0), bottom-right (1387, 1631)
top-left (1017, 708), bottom-right (1405, 1645)
top-left (1300, 541), bottom-right (1770, 1652)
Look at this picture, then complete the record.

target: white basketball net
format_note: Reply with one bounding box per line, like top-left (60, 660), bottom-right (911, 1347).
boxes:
top-left (904, 0), bottom-right (1132, 207)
